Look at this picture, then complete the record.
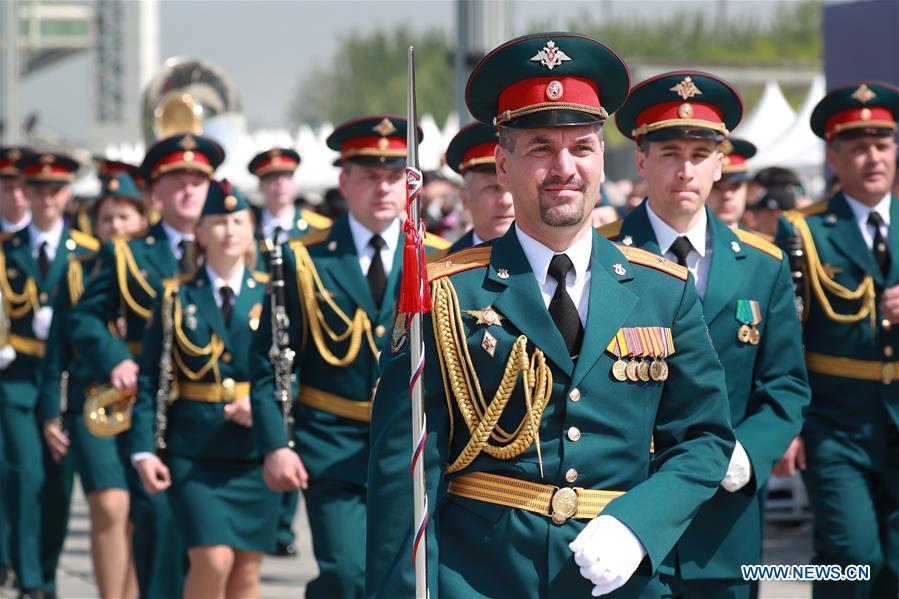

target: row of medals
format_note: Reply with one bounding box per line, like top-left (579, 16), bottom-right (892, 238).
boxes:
top-left (737, 324), bottom-right (761, 345)
top-left (611, 357), bottom-right (669, 382)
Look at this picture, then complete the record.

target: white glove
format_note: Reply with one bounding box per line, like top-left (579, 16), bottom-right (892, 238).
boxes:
top-left (721, 440), bottom-right (752, 492)
top-left (0, 345), bottom-right (17, 370)
top-left (569, 515), bottom-right (647, 596)
top-left (32, 306), bottom-right (53, 341)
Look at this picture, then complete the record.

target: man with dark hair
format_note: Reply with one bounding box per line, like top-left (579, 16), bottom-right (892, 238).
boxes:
top-left (778, 81), bottom-right (899, 598)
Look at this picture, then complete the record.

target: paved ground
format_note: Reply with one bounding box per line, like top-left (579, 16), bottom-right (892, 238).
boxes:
top-left (1, 481), bottom-right (812, 598)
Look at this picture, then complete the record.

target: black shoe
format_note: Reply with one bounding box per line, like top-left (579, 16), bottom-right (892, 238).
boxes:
top-left (270, 541), bottom-right (297, 557)
top-left (18, 589), bottom-right (44, 599)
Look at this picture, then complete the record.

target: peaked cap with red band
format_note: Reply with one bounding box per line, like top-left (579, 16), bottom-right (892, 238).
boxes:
top-left (445, 122), bottom-right (499, 175)
top-left (95, 157), bottom-right (147, 189)
top-left (466, 32), bottom-right (630, 129)
top-left (17, 151), bottom-right (79, 185)
top-left (326, 115), bottom-right (423, 169)
top-left (616, 70), bottom-right (743, 143)
top-left (810, 81), bottom-right (899, 141)
top-left (0, 146), bottom-right (33, 179)
top-left (720, 138), bottom-right (757, 182)
top-left (141, 133), bottom-right (225, 182)
top-left (248, 148), bottom-right (301, 178)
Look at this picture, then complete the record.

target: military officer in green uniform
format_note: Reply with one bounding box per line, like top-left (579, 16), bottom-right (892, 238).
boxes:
top-left (444, 122), bottom-right (514, 253)
top-left (0, 152), bottom-right (98, 598)
top-left (130, 180), bottom-right (278, 599)
top-left (599, 71), bottom-right (810, 598)
top-left (248, 147), bottom-right (330, 556)
top-left (250, 115), bottom-right (449, 598)
top-left (366, 33), bottom-right (736, 598)
top-left (70, 133), bottom-right (225, 599)
top-left (0, 145), bottom-right (32, 586)
top-left (707, 138), bottom-right (757, 230)
top-left (776, 82), bottom-right (899, 598)
top-left (37, 172), bottom-right (146, 599)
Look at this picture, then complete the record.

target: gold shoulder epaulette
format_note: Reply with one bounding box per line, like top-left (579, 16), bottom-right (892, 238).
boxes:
top-left (75, 251), bottom-right (96, 263)
top-left (733, 228), bottom-right (783, 261)
top-left (110, 228), bottom-right (146, 244)
top-left (784, 201), bottom-right (828, 223)
top-left (162, 274), bottom-right (190, 288)
top-left (424, 234), bottom-right (451, 250)
top-left (426, 247), bottom-right (451, 262)
top-left (296, 228), bottom-right (331, 247)
top-left (69, 229), bottom-right (100, 251)
top-left (596, 219), bottom-right (624, 239)
top-left (252, 270), bottom-right (270, 283)
top-left (616, 245), bottom-right (688, 281)
top-left (428, 246), bottom-right (492, 282)
top-left (300, 209), bottom-right (333, 230)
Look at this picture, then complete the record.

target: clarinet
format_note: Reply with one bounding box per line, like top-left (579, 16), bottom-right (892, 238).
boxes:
top-left (786, 224), bottom-right (806, 321)
top-left (154, 287), bottom-right (176, 455)
top-left (268, 243), bottom-right (296, 449)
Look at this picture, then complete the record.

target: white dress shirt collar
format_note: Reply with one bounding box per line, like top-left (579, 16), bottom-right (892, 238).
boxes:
top-left (28, 219), bottom-right (64, 259)
top-left (471, 231), bottom-right (484, 246)
top-left (1, 212), bottom-right (30, 233)
top-left (514, 224), bottom-right (593, 287)
top-left (205, 263), bottom-right (245, 308)
top-left (844, 192), bottom-right (891, 227)
top-left (347, 212), bottom-right (400, 256)
top-left (261, 205), bottom-right (297, 236)
top-left (160, 219), bottom-right (195, 258)
top-left (645, 201), bottom-right (708, 258)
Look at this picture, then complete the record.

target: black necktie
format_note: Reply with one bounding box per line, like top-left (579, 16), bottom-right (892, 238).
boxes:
top-left (272, 225), bottom-right (284, 246)
top-left (220, 286), bottom-right (235, 325)
top-left (37, 241), bottom-right (50, 277)
top-left (547, 254), bottom-right (584, 357)
top-left (868, 212), bottom-right (891, 277)
top-left (367, 234), bottom-right (387, 309)
top-left (669, 236), bottom-right (693, 267)
top-left (178, 238), bottom-right (197, 275)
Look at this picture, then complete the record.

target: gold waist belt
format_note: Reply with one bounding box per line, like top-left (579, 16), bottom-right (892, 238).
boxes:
top-left (177, 379), bottom-right (250, 403)
top-left (296, 386), bottom-right (372, 422)
top-left (9, 333), bottom-right (45, 358)
top-left (806, 352), bottom-right (898, 384)
top-left (447, 471), bottom-right (624, 525)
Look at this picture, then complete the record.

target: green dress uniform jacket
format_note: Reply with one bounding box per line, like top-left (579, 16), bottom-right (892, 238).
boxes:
top-left (447, 229), bottom-right (476, 254)
top-left (602, 203), bottom-right (810, 581)
top-left (365, 226), bottom-right (736, 598)
top-left (778, 192), bottom-right (899, 597)
top-left (67, 219), bottom-right (187, 599)
top-left (0, 225), bottom-right (96, 592)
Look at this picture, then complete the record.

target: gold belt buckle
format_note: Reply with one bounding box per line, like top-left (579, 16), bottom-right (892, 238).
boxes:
top-left (882, 362), bottom-right (895, 384)
top-left (222, 378), bottom-right (236, 402)
top-left (551, 487), bottom-right (578, 524)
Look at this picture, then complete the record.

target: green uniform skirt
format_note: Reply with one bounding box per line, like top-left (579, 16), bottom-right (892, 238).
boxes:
top-left (65, 412), bottom-right (128, 494)
top-left (167, 455), bottom-right (278, 551)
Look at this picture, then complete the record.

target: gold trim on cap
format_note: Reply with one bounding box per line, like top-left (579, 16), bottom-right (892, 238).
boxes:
top-left (459, 156), bottom-right (497, 172)
top-left (495, 101), bottom-right (608, 126)
top-left (632, 118), bottom-right (729, 138)
top-left (339, 147), bottom-right (407, 160)
top-left (828, 119), bottom-right (897, 137)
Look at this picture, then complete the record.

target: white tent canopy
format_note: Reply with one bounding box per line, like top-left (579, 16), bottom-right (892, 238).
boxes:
top-left (737, 80), bottom-right (797, 152)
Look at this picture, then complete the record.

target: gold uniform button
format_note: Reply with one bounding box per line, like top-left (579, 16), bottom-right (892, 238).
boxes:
top-left (883, 319), bottom-right (892, 330)
top-left (565, 468), bottom-right (578, 483)
top-left (885, 346), bottom-right (894, 358)
top-left (39, 292), bottom-right (49, 303)
top-left (567, 427), bottom-right (581, 442)
top-left (222, 352), bottom-right (233, 363)
top-left (568, 388), bottom-right (580, 402)
top-left (375, 325), bottom-right (386, 337)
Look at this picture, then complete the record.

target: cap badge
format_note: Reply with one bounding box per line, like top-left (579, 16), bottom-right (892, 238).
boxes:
top-left (270, 149), bottom-right (281, 157)
top-left (531, 40), bottom-right (571, 70)
top-left (108, 179), bottom-right (120, 192)
top-left (378, 138), bottom-right (390, 151)
top-left (670, 76), bottom-right (702, 100)
top-left (179, 135), bottom-right (198, 150)
top-left (373, 118), bottom-right (397, 137)
top-left (546, 80), bottom-right (564, 101)
top-left (8, 149), bottom-right (20, 161)
top-left (182, 151), bottom-right (195, 162)
top-left (678, 103), bottom-right (694, 119)
top-left (224, 195), bottom-right (238, 210)
top-left (40, 154), bottom-right (55, 165)
top-left (851, 84), bottom-right (876, 104)
top-left (861, 108), bottom-right (872, 121)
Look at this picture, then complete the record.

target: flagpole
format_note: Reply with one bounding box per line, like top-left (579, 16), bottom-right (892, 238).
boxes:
top-left (405, 45), bottom-right (429, 599)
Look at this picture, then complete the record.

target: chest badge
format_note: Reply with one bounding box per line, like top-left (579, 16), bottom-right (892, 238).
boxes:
top-left (463, 305), bottom-right (504, 327)
top-left (481, 331), bottom-right (497, 358)
top-left (735, 299), bottom-right (762, 345)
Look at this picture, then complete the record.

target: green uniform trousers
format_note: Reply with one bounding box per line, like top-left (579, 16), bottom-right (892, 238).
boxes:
top-left (277, 490), bottom-right (299, 547)
top-left (304, 478), bottom-right (366, 599)
top-left (802, 447), bottom-right (899, 598)
top-left (662, 574), bottom-right (751, 598)
top-left (0, 404), bottom-right (72, 592)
